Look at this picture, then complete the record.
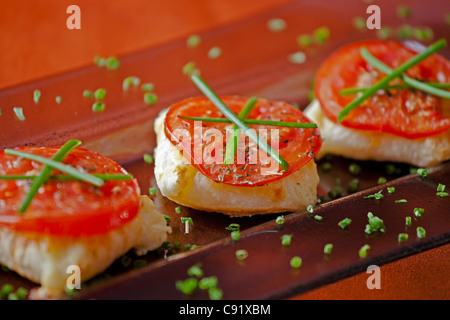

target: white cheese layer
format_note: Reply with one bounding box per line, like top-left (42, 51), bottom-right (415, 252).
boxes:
top-left (153, 109), bottom-right (319, 216)
top-left (304, 99), bottom-right (450, 167)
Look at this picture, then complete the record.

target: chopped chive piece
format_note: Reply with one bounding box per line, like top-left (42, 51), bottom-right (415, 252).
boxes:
top-left (180, 217), bottom-right (193, 225)
top-left (397, 24), bottom-right (414, 40)
top-left (198, 276), bottom-right (217, 289)
top-left (55, 96), bottom-right (62, 104)
top-left (187, 263), bottom-right (203, 278)
top-left (349, 163), bottom-right (361, 175)
top-left (376, 26), bottom-right (392, 40)
top-left (175, 206), bottom-right (182, 213)
top-left (385, 164), bottom-right (398, 175)
top-left (405, 216), bottom-right (412, 227)
top-left (208, 46), bottom-right (222, 59)
top-left (94, 55), bottom-right (106, 67)
top-left (191, 74), bottom-right (289, 171)
top-left (149, 187), bottom-right (157, 195)
top-left (290, 256), bottom-right (302, 268)
top-left (314, 215), bottom-right (323, 221)
top-left (321, 162), bottom-right (331, 172)
top-left (306, 204), bottom-right (314, 214)
top-left (398, 233), bottom-right (409, 242)
top-left (231, 230), bottom-right (240, 241)
top-left (297, 34), bottom-right (312, 47)
top-left (208, 286), bottom-right (223, 300)
top-left (181, 116), bottom-right (318, 128)
top-left (186, 34), bottom-right (202, 48)
top-left (13, 107), bottom-right (25, 121)
top-left (387, 187), bottom-right (396, 194)
top-left (395, 199), bottom-right (407, 203)
top-left (143, 153), bottom-right (154, 164)
top-left (163, 215), bottom-right (170, 223)
top-left (83, 90), bottom-right (94, 98)
top-left (176, 278), bottom-right (198, 295)
top-left (33, 90), bottom-right (41, 103)
top-left (92, 101), bottom-right (105, 112)
top-left (378, 177), bottom-right (387, 184)
top-left (437, 191), bottom-right (449, 198)
top-left (324, 243), bottom-right (333, 255)
top-left (143, 92), bottom-right (158, 105)
top-left (364, 190), bottom-right (384, 200)
top-left (0, 109), bottom-right (2, 116)
top-left (4, 148), bottom-right (104, 187)
top-left (225, 223), bottom-right (240, 231)
top-left (235, 249), bottom-right (248, 261)
top-left (365, 212), bottom-right (385, 234)
top-left (0, 284), bottom-right (13, 299)
top-left (276, 215), bottom-right (285, 225)
top-left (338, 39), bottom-right (447, 122)
top-left (288, 51), bottom-right (307, 64)
top-left (417, 168), bottom-right (429, 177)
top-left (267, 18), bottom-right (287, 32)
top-left (122, 76), bottom-right (141, 91)
top-left (397, 5), bottom-right (412, 19)
top-left (353, 16), bottom-right (366, 30)
top-left (347, 178), bottom-right (359, 193)
top-left (413, 26), bottom-right (434, 42)
top-left (133, 259), bottom-right (148, 269)
top-left (141, 83), bottom-right (154, 92)
top-left (105, 56), bottom-right (120, 70)
top-left (417, 227), bottom-right (426, 239)
top-left (338, 218), bottom-right (352, 229)
top-left (414, 208), bottom-right (424, 218)
top-left (359, 244), bottom-right (371, 258)
top-left (313, 26), bottom-right (330, 44)
top-left (281, 234), bottom-right (293, 246)
top-left (15, 287), bottom-right (28, 300)
top-left (94, 88), bottom-right (106, 100)
top-left (437, 183), bottom-right (446, 192)
top-left (182, 61), bottom-right (200, 76)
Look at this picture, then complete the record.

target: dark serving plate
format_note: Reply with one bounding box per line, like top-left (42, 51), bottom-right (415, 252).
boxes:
top-left (0, 0), bottom-right (449, 299)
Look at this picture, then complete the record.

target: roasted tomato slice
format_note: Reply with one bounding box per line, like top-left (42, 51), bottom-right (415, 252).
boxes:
top-left (315, 40), bottom-right (450, 139)
top-left (164, 96), bottom-right (322, 186)
top-left (0, 147), bottom-right (140, 236)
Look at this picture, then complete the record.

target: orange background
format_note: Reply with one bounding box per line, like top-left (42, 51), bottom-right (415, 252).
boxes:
top-left (0, 0), bottom-right (449, 299)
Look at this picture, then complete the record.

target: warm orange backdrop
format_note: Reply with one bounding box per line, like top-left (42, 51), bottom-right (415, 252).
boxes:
top-left (0, 0), bottom-right (449, 300)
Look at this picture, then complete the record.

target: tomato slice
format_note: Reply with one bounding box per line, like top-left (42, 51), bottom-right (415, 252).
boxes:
top-left (0, 147), bottom-right (140, 236)
top-left (315, 40), bottom-right (450, 139)
top-left (164, 96), bottom-right (322, 186)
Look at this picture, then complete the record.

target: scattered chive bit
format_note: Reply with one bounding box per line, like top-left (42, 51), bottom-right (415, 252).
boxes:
top-left (181, 217), bottom-right (193, 225)
top-left (141, 83), bottom-right (154, 92)
top-left (364, 189), bottom-right (384, 200)
top-left (133, 259), bottom-right (148, 269)
top-left (83, 89), bottom-right (94, 98)
top-left (276, 215), bottom-right (285, 225)
top-left (398, 233), bottom-right (409, 242)
top-left (92, 101), bottom-right (105, 113)
top-left (387, 187), bottom-right (396, 194)
top-left (13, 107), bottom-right (25, 121)
top-left (0, 284), bottom-right (13, 299)
top-left (349, 163), bottom-right (361, 175)
top-left (385, 163), bottom-right (400, 175)
top-left (208, 286), bottom-right (223, 300)
top-left (187, 263), bottom-right (203, 278)
top-left (186, 34), bottom-right (202, 48)
top-left (207, 46), bottom-right (222, 59)
top-left (175, 206), bottom-right (182, 213)
top-left (55, 96), bottom-right (62, 104)
top-left (235, 249), bottom-right (248, 261)
top-left (347, 178), bottom-right (359, 193)
top-left (94, 55), bottom-right (106, 67)
top-left (437, 191), bottom-right (449, 198)
top-left (414, 208), bottom-right (424, 218)
top-left (396, 5), bottom-right (412, 19)
top-left (0, 109), bottom-right (2, 116)
top-left (267, 18), bottom-right (287, 32)
top-left (324, 243), bottom-right (333, 255)
top-left (395, 199), bottom-right (407, 203)
top-left (359, 244), bottom-right (371, 258)
top-left (377, 177), bottom-right (387, 184)
top-left (314, 215), bottom-right (323, 221)
top-left (105, 56), bottom-right (120, 70)
top-left (176, 278), bottom-right (198, 295)
top-left (33, 89), bottom-right (41, 103)
top-left (15, 287), bottom-right (28, 300)
top-left (281, 234), bottom-right (293, 246)
top-left (365, 212), bottom-right (386, 234)
top-left (306, 204), bottom-right (314, 214)
top-left (290, 256), bottom-right (302, 269)
top-left (437, 183), bottom-right (446, 192)
top-left (231, 230), bottom-right (240, 241)
top-left (198, 276), bottom-right (217, 289)
top-left (149, 187), bottom-right (157, 195)
top-left (416, 227), bottom-right (426, 239)
top-left (313, 26), bottom-right (330, 44)
top-left (297, 34), bottom-right (312, 47)
top-left (416, 168), bottom-right (429, 177)
top-left (163, 215), bottom-right (171, 224)
top-left (405, 216), bottom-right (412, 227)
top-left (413, 26), bottom-right (434, 42)
top-left (122, 76), bottom-right (141, 91)
top-left (225, 223), bottom-right (240, 232)
top-left (352, 16), bottom-right (366, 30)
top-left (376, 27), bottom-right (392, 40)
top-left (397, 24), bottom-right (414, 40)
top-left (143, 153), bottom-right (154, 164)
top-left (321, 162), bottom-right (331, 172)
top-left (94, 88), bottom-right (106, 100)
top-left (143, 92), bottom-right (158, 105)
top-left (182, 61), bottom-right (200, 76)
top-left (288, 51), bottom-right (307, 64)
top-left (338, 218), bottom-right (352, 229)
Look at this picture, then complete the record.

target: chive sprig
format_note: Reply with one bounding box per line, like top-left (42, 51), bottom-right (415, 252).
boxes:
top-left (181, 116), bottom-right (318, 128)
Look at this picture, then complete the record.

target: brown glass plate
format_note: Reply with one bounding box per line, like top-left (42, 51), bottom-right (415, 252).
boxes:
top-left (0, 0), bottom-right (449, 299)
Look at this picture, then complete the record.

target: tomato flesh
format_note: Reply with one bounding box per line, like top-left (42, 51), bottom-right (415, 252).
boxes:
top-left (315, 40), bottom-right (450, 139)
top-left (164, 96), bottom-right (322, 186)
top-left (0, 147), bottom-right (140, 236)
